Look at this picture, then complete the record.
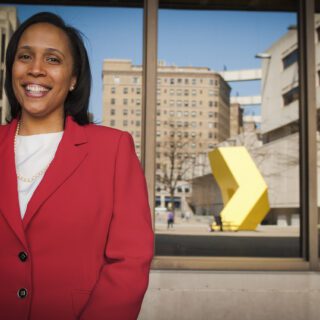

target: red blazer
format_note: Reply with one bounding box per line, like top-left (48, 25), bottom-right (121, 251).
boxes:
top-left (0, 116), bottom-right (154, 320)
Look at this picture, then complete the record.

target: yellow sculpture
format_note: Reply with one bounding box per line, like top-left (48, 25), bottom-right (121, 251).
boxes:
top-left (208, 147), bottom-right (270, 231)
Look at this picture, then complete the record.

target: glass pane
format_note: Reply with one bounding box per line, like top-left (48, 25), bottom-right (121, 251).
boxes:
top-left (315, 13), bottom-right (320, 259)
top-left (155, 10), bottom-right (300, 257)
top-left (0, 4), bottom-right (144, 156)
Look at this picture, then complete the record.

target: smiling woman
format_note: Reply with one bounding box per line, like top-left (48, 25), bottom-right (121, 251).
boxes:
top-left (0, 12), bottom-right (153, 320)
top-left (12, 22), bottom-right (76, 132)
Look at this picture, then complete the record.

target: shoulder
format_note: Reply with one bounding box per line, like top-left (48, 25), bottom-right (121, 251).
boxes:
top-left (84, 123), bottom-right (132, 142)
top-left (83, 123), bottom-right (134, 152)
top-left (0, 122), bottom-right (11, 145)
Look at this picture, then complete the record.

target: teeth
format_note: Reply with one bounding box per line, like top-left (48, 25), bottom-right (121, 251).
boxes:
top-left (25, 84), bottom-right (49, 92)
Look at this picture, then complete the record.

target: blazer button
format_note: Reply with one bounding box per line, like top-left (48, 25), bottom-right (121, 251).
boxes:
top-left (18, 251), bottom-right (28, 262)
top-left (17, 288), bottom-right (28, 299)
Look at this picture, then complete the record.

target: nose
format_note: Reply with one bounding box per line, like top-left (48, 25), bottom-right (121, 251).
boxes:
top-left (27, 58), bottom-right (46, 77)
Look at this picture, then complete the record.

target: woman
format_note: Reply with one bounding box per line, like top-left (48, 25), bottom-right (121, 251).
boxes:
top-left (0, 12), bottom-right (154, 320)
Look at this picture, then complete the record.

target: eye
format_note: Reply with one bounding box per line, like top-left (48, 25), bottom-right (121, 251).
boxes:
top-left (17, 54), bottom-right (31, 61)
top-left (46, 56), bottom-right (61, 64)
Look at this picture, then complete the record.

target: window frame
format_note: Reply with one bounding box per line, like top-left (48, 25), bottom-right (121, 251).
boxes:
top-left (16, 0), bottom-right (319, 271)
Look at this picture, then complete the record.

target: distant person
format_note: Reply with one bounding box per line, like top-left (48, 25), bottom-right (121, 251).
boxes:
top-left (214, 213), bottom-right (223, 231)
top-left (167, 210), bottom-right (174, 229)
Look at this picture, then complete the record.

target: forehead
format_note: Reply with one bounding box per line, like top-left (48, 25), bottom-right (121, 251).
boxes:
top-left (18, 22), bottom-right (71, 53)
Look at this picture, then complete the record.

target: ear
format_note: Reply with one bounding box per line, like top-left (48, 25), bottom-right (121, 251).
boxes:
top-left (69, 76), bottom-right (77, 92)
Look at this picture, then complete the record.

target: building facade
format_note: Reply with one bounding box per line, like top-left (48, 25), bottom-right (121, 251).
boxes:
top-left (0, 6), bottom-right (18, 124)
top-left (102, 59), bottom-right (233, 208)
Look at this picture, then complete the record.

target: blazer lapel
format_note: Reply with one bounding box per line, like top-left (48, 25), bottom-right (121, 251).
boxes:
top-left (22, 116), bottom-right (89, 229)
top-left (0, 119), bottom-right (28, 248)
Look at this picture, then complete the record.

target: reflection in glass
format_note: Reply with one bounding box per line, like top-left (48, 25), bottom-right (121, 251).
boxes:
top-left (155, 11), bottom-right (300, 258)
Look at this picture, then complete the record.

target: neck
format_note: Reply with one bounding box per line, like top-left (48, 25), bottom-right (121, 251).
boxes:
top-left (18, 114), bottom-right (65, 136)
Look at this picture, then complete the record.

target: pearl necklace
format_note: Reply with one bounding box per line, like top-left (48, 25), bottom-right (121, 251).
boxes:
top-left (14, 122), bottom-right (53, 183)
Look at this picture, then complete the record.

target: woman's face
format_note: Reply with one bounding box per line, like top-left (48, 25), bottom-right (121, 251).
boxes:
top-left (12, 22), bottom-right (76, 121)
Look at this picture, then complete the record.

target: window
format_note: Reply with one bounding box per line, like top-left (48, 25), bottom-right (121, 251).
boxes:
top-left (177, 89), bottom-right (182, 96)
top-left (110, 109), bottom-right (115, 116)
top-left (123, 99), bottom-right (128, 105)
top-left (282, 49), bottom-right (298, 69)
top-left (111, 87), bottom-right (116, 94)
top-left (123, 120), bottom-right (128, 126)
top-left (170, 89), bottom-right (175, 95)
top-left (136, 99), bottom-right (141, 106)
top-left (209, 79), bottom-right (214, 85)
top-left (1, 33), bottom-right (5, 63)
top-left (209, 101), bottom-right (213, 107)
top-left (192, 89), bottom-right (196, 96)
top-left (170, 78), bottom-right (175, 85)
top-left (111, 98), bottom-right (115, 105)
top-left (136, 87), bottom-right (141, 94)
top-left (177, 100), bottom-right (182, 107)
top-left (136, 120), bottom-right (141, 126)
top-left (123, 87), bottom-right (128, 94)
top-left (184, 101), bottom-right (189, 107)
top-left (133, 77), bottom-right (139, 84)
top-left (208, 90), bottom-right (214, 96)
top-left (283, 86), bottom-right (299, 106)
top-left (110, 120), bottom-right (115, 127)
top-left (123, 109), bottom-right (128, 116)
top-left (184, 89), bottom-right (189, 96)
top-left (191, 101), bottom-right (196, 107)
top-left (170, 100), bottom-right (175, 107)
top-left (192, 79), bottom-right (196, 85)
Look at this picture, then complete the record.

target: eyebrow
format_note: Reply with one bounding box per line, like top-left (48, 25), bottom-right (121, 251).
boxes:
top-left (17, 45), bottom-right (65, 58)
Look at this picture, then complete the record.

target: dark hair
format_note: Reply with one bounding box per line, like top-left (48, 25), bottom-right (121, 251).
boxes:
top-left (5, 12), bottom-right (92, 125)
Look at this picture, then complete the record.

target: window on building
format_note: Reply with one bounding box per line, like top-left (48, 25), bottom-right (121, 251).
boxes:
top-left (136, 120), bottom-right (141, 126)
top-left (123, 120), bottom-right (128, 126)
top-left (177, 89), bottom-right (182, 96)
top-left (209, 90), bottom-right (214, 96)
top-left (136, 99), bottom-right (141, 106)
top-left (110, 109), bottom-right (115, 115)
top-left (184, 101), bottom-right (189, 107)
top-left (209, 101), bottom-right (213, 107)
top-left (282, 49), bottom-right (298, 69)
top-left (283, 86), bottom-right (299, 106)
top-left (136, 87), bottom-right (141, 94)
top-left (123, 109), bottom-right (128, 116)
top-left (111, 87), bottom-right (116, 94)
top-left (170, 100), bottom-right (175, 107)
top-left (133, 77), bottom-right (139, 84)
top-left (123, 99), bottom-right (128, 105)
top-left (170, 78), bottom-right (175, 85)
top-left (123, 87), bottom-right (128, 94)
top-left (170, 89), bottom-right (175, 95)
top-left (177, 100), bottom-right (182, 107)
top-left (111, 98), bottom-right (116, 105)
top-left (192, 89), bottom-right (196, 96)
top-left (184, 89), bottom-right (189, 96)
top-left (110, 120), bottom-right (115, 127)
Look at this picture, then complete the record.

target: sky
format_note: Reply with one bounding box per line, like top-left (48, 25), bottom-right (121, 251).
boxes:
top-left (14, 4), bottom-right (296, 122)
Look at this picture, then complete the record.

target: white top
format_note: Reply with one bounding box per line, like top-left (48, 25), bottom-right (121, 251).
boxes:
top-left (15, 132), bottom-right (63, 219)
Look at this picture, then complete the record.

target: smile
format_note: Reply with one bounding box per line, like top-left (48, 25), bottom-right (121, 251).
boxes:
top-left (24, 84), bottom-right (51, 98)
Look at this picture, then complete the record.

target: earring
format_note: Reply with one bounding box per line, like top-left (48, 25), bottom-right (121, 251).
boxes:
top-left (70, 86), bottom-right (74, 91)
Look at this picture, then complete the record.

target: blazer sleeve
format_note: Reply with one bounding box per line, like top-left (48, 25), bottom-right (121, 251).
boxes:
top-left (79, 132), bottom-right (154, 320)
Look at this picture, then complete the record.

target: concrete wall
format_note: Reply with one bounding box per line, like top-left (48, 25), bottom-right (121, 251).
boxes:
top-left (139, 270), bottom-right (320, 320)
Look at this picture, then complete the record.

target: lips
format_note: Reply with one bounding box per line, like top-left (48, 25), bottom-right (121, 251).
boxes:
top-left (23, 83), bottom-right (51, 98)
